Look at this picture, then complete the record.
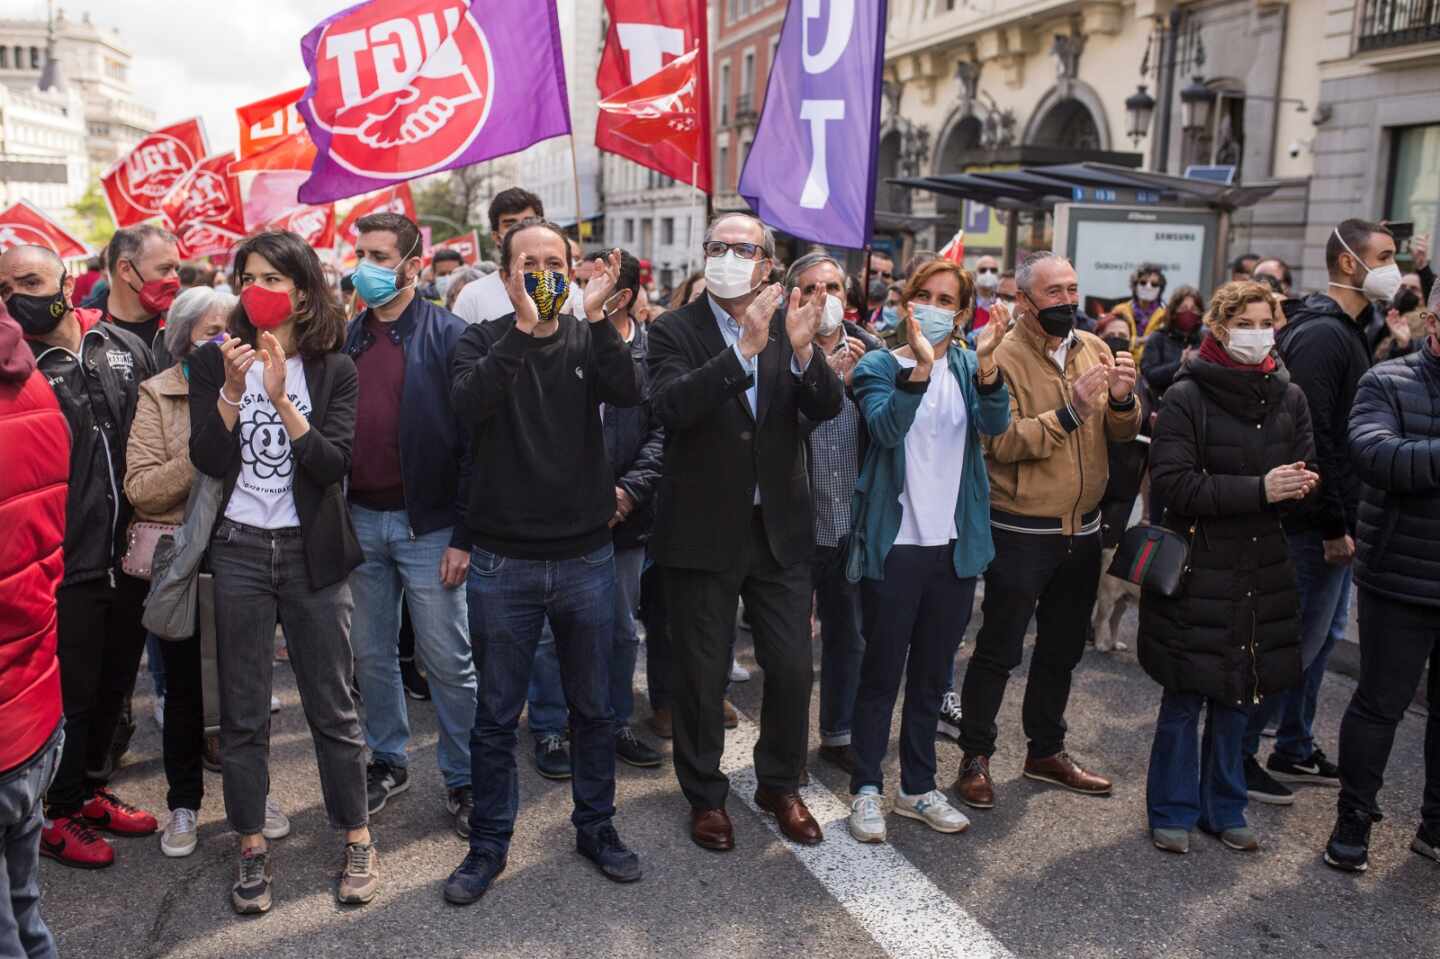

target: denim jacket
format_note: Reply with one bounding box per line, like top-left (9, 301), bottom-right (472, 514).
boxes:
top-left (847, 346), bottom-right (1010, 583)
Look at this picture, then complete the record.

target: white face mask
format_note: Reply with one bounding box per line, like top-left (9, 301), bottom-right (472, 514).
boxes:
top-left (1224, 327), bottom-right (1275, 365)
top-left (1136, 282), bottom-right (1160, 303)
top-left (1330, 228), bottom-right (1403, 303)
top-left (975, 270), bottom-right (999, 292)
top-left (704, 251), bottom-right (760, 300)
top-left (818, 293), bottom-right (844, 336)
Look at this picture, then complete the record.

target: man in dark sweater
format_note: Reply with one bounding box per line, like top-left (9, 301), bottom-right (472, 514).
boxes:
top-left (443, 219), bottom-right (643, 907)
top-left (1243, 219), bottom-right (1394, 806)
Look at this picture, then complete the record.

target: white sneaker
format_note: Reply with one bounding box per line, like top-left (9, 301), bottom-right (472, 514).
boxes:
top-left (848, 792), bottom-right (887, 844)
top-left (153, 696), bottom-right (165, 731)
top-left (729, 659), bottom-right (751, 683)
top-left (161, 807), bottom-right (198, 858)
top-left (270, 695), bottom-right (281, 714)
top-left (262, 796), bottom-right (291, 840)
top-left (896, 789), bottom-right (970, 834)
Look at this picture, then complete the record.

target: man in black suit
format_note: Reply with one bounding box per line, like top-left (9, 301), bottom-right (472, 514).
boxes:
top-left (647, 214), bottom-right (844, 851)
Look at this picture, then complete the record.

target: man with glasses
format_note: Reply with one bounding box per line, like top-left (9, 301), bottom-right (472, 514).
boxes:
top-left (968, 255), bottom-right (1003, 347)
top-left (647, 214), bottom-right (843, 852)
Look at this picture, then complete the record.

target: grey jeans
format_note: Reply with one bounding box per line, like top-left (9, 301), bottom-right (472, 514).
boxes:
top-left (210, 520), bottom-right (367, 835)
top-left (0, 730), bottom-right (62, 959)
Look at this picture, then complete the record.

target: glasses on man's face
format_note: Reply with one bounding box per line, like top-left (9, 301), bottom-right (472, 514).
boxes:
top-left (997, 294), bottom-right (1017, 305)
top-left (703, 240), bottom-right (765, 260)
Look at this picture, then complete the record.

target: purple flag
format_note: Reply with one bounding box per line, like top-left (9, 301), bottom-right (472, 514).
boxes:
top-left (738, 0), bottom-right (888, 250)
top-left (296, 0), bottom-right (572, 204)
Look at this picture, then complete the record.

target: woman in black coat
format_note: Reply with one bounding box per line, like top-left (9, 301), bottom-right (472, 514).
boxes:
top-left (1139, 281), bottom-right (1318, 856)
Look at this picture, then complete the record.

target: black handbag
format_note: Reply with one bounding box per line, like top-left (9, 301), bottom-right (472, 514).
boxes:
top-left (1106, 406), bottom-right (1205, 597)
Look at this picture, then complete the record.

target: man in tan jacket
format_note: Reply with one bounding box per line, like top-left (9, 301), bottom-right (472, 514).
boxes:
top-left (954, 251), bottom-right (1142, 810)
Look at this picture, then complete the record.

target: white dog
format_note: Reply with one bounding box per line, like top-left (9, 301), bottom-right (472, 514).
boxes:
top-left (1093, 546), bottom-right (1141, 653)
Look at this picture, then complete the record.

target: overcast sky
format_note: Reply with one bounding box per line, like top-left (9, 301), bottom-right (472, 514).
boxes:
top-left (8, 0), bottom-right (345, 153)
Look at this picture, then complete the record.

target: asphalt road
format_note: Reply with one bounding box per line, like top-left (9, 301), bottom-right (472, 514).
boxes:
top-left (42, 606), bottom-right (1439, 959)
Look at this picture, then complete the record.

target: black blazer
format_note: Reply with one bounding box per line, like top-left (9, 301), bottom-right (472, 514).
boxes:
top-left (188, 344), bottom-right (364, 590)
top-left (647, 295), bottom-right (844, 571)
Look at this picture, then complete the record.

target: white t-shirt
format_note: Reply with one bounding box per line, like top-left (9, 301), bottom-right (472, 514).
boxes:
top-left (895, 356), bottom-right (968, 547)
top-left (452, 269), bottom-right (588, 324)
top-left (225, 356), bottom-right (312, 529)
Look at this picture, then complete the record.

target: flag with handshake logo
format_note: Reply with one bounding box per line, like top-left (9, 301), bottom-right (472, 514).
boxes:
top-left (738, 0), bottom-right (888, 250)
top-left (296, 0), bottom-right (573, 204)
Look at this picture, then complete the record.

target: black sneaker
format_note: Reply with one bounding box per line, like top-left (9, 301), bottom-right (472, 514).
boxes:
top-left (232, 846), bottom-right (273, 915)
top-left (1325, 807), bottom-right (1377, 872)
top-left (615, 727), bottom-right (662, 768)
top-left (366, 760), bottom-right (411, 815)
top-left (1245, 756), bottom-right (1295, 805)
top-left (533, 733), bottom-right (572, 780)
top-left (400, 657), bottom-right (431, 701)
top-left (577, 824), bottom-right (642, 882)
top-left (444, 849), bottom-right (506, 906)
top-left (937, 690), bottom-right (963, 742)
top-left (1267, 748), bottom-right (1341, 787)
top-left (1411, 823), bottom-right (1440, 864)
top-left (447, 786), bottom-right (474, 840)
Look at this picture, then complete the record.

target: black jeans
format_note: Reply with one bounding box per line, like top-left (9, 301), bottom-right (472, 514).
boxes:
top-left (813, 540), bottom-right (865, 746)
top-left (157, 634), bottom-right (204, 811)
top-left (852, 544), bottom-right (977, 795)
top-left (960, 527), bottom-right (1101, 759)
top-left (1338, 587), bottom-right (1440, 829)
top-left (665, 512), bottom-right (813, 810)
top-left (47, 574), bottom-right (149, 816)
top-left (640, 561), bottom-right (671, 711)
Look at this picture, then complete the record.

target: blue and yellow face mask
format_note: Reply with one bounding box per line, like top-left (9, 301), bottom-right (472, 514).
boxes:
top-left (523, 270), bottom-right (570, 324)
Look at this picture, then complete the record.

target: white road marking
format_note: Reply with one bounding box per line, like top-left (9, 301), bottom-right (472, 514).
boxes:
top-left (720, 715), bottom-right (1016, 959)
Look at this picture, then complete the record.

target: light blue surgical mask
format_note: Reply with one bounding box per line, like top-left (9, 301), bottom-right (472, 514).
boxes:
top-left (353, 236), bottom-right (420, 307)
top-left (913, 304), bottom-right (957, 344)
top-left (880, 305), bottom-right (899, 329)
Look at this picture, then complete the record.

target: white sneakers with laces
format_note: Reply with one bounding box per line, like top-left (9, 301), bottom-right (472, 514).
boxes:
top-left (896, 789), bottom-right (971, 834)
top-left (160, 807), bottom-right (198, 858)
top-left (263, 795), bottom-right (291, 840)
top-left (848, 791), bottom-right (887, 844)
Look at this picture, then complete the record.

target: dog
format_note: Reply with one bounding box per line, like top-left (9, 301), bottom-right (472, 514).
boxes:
top-left (1093, 545), bottom-right (1141, 653)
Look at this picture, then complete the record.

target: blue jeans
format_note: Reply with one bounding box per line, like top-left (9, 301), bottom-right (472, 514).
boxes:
top-left (813, 541), bottom-right (864, 746)
top-left (349, 507), bottom-right (477, 789)
top-left (146, 633), bottom-right (167, 699)
top-left (1147, 690), bottom-right (1249, 832)
top-left (1244, 529), bottom-right (1353, 761)
top-left (466, 543), bottom-right (618, 857)
top-left (529, 546), bottom-right (645, 731)
top-left (0, 733), bottom-right (61, 959)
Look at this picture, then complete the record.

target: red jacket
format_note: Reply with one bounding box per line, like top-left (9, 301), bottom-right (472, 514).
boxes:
top-left (0, 309), bottom-right (69, 773)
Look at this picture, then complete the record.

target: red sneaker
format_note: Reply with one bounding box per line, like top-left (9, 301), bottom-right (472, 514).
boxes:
top-left (40, 816), bottom-right (115, 868)
top-left (79, 790), bottom-right (158, 836)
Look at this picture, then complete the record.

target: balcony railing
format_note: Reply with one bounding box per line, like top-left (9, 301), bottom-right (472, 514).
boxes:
top-left (735, 92), bottom-right (757, 124)
top-left (1358, 0), bottom-right (1440, 51)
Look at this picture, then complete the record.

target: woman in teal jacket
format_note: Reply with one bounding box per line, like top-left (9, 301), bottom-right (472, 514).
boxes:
top-left (844, 258), bottom-right (1011, 844)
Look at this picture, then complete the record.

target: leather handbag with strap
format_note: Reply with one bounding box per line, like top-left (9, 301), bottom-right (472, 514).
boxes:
top-left (122, 521), bottom-right (181, 580)
top-left (144, 471), bottom-right (224, 640)
top-left (1106, 405), bottom-right (1206, 598)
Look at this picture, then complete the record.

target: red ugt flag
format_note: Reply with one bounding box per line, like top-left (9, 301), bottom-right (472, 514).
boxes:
top-left (161, 153), bottom-right (247, 259)
top-left (268, 204), bottom-right (338, 252)
top-left (0, 201), bottom-right (88, 259)
top-left (337, 183), bottom-right (418, 249)
top-left (101, 118), bottom-right (208, 227)
top-left (596, 0), bottom-right (710, 192)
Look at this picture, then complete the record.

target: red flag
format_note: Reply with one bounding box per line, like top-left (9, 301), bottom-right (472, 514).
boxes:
top-left (101, 118), bottom-right (209, 227)
top-left (267, 204), bottom-right (337, 251)
top-left (431, 230), bottom-right (480, 266)
top-left (598, 48), bottom-right (701, 166)
top-left (237, 88), bottom-right (308, 160)
top-left (0, 201), bottom-right (88, 259)
top-left (939, 229), bottom-right (965, 264)
top-left (596, 0), bottom-right (710, 192)
top-left (161, 153), bottom-right (247, 259)
top-left (229, 128), bottom-right (318, 231)
top-left (337, 183), bottom-right (418, 249)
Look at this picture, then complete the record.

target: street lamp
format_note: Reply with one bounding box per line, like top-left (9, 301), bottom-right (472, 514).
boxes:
top-left (1125, 85), bottom-right (1156, 145)
top-left (1179, 76), bottom-right (1217, 133)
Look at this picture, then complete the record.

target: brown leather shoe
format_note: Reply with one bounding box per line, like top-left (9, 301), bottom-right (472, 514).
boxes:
top-left (722, 700), bottom-right (739, 729)
top-left (690, 807), bottom-right (734, 851)
top-left (954, 753), bottom-right (995, 809)
top-left (647, 707), bottom-right (673, 740)
top-left (1023, 751), bottom-right (1112, 795)
top-left (754, 787), bottom-right (823, 845)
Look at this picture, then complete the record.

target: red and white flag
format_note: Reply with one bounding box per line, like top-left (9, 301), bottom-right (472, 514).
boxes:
top-left (101, 118), bottom-right (208, 227)
top-left (0, 201), bottom-right (88, 259)
top-left (161, 153), bottom-right (247, 259)
top-left (267, 204), bottom-right (337, 252)
top-left (337, 183), bottom-right (418, 249)
top-left (596, 0), bottom-right (710, 192)
top-left (237, 87), bottom-right (309, 160)
top-left (431, 230), bottom-right (480, 266)
top-left (939, 229), bottom-right (965, 265)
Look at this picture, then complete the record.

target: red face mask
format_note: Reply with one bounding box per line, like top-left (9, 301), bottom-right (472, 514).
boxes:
top-left (1173, 309), bottom-right (1202, 333)
top-left (126, 260), bottom-right (180, 314)
top-left (241, 284), bottom-right (293, 330)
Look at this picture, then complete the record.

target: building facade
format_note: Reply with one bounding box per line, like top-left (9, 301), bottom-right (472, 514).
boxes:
top-left (710, 0), bottom-right (786, 214)
top-left (1301, 0), bottom-right (1440, 284)
top-left (601, 158), bottom-right (707, 298)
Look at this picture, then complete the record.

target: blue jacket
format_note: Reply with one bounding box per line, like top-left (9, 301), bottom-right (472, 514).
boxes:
top-left (846, 346), bottom-right (1010, 583)
top-left (344, 295), bottom-right (472, 550)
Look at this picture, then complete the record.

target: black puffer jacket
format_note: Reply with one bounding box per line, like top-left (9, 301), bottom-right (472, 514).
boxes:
top-left (1140, 325), bottom-right (1203, 400)
top-left (1138, 358), bottom-right (1315, 707)
top-left (1348, 345), bottom-right (1440, 608)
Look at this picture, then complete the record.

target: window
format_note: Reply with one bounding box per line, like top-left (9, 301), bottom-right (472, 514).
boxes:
top-left (30, 47), bottom-right (39, 69)
top-left (0, 47), bottom-right (8, 69)
top-left (718, 145), bottom-right (729, 193)
top-left (719, 61), bottom-right (731, 125)
top-left (726, 0), bottom-right (737, 23)
top-left (624, 218), bottom-right (636, 243)
top-left (741, 50), bottom-right (755, 96)
top-left (661, 217), bottom-right (675, 245)
top-left (740, 136), bottom-right (753, 185)
top-left (1386, 124), bottom-right (1440, 252)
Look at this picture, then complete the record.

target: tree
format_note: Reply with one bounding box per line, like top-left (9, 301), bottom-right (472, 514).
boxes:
top-left (72, 182), bottom-right (115, 250)
top-left (413, 164), bottom-right (499, 256)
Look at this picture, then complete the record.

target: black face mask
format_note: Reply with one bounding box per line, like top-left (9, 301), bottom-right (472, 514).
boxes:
top-left (6, 277), bottom-right (68, 337)
top-left (1102, 336), bottom-right (1131, 356)
top-left (1034, 302), bottom-right (1078, 338)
